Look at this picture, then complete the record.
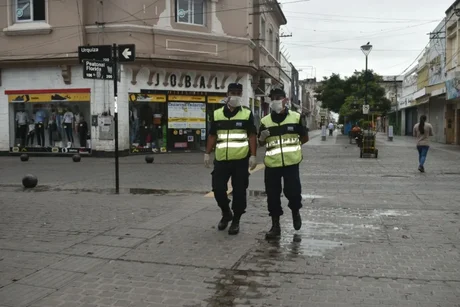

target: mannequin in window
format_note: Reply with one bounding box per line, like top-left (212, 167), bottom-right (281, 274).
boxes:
top-left (56, 104), bottom-right (64, 137)
top-left (26, 119), bottom-right (35, 146)
top-left (139, 120), bottom-right (148, 147)
top-left (78, 113), bottom-right (89, 147)
top-left (73, 106), bottom-right (81, 140)
top-left (15, 107), bottom-right (29, 146)
top-left (130, 106), bottom-right (139, 144)
top-left (62, 108), bottom-right (75, 146)
top-left (34, 104), bottom-right (47, 147)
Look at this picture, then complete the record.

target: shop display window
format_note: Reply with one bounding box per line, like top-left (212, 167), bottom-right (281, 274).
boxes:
top-left (129, 95), bottom-right (167, 153)
top-left (9, 96), bottom-right (91, 154)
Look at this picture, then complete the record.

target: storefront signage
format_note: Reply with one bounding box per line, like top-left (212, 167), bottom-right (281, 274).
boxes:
top-left (446, 78), bottom-right (460, 100)
top-left (149, 73), bottom-right (223, 90)
top-left (207, 96), bottom-right (226, 103)
top-left (11, 146), bottom-right (91, 154)
top-left (169, 95), bottom-right (205, 102)
top-left (168, 102), bottom-right (206, 129)
top-left (129, 93), bottom-right (166, 102)
top-left (7, 92), bottom-right (91, 103)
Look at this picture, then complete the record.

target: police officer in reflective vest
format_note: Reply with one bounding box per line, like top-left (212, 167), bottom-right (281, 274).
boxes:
top-left (205, 83), bottom-right (258, 235)
top-left (258, 88), bottom-right (309, 239)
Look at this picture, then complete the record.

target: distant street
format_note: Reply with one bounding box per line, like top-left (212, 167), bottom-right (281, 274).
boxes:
top-left (1, 131), bottom-right (459, 307)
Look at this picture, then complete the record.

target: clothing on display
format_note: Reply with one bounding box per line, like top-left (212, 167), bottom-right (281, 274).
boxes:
top-left (78, 119), bottom-right (88, 147)
top-left (26, 123), bottom-right (35, 146)
top-left (63, 111), bottom-right (74, 144)
top-left (34, 122), bottom-right (45, 146)
top-left (16, 111), bottom-right (28, 146)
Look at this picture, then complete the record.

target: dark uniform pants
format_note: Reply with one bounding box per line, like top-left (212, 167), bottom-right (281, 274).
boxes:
top-left (264, 164), bottom-right (302, 217)
top-left (212, 158), bottom-right (249, 216)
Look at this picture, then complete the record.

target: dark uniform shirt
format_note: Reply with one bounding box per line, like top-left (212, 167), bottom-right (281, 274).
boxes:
top-left (209, 106), bottom-right (257, 136)
top-left (258, 109), bottom-right (308, 138)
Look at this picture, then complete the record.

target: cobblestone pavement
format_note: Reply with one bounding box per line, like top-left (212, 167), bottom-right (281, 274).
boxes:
top-left (0, 131), bottom-right (459, 307)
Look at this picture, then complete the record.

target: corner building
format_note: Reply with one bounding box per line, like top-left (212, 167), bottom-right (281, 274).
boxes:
top-left (0, 0), bottom-right (286, 155)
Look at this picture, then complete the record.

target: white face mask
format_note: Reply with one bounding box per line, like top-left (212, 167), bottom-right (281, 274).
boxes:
top-left (227, 96), bottom-right (242, 107)
top-left (270, 100), bottom-right (284, 114)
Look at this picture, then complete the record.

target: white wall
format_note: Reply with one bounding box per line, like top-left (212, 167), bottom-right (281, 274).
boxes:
top-left (428, 19), bottom-right (446, 86)
top-left (0, 66), bottom-right (130, 152)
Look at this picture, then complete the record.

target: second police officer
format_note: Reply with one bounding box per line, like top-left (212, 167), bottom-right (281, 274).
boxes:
top-left (205, 83), bottom-right (258, 235)
top-left (258, 88), bottom-right (309, 239)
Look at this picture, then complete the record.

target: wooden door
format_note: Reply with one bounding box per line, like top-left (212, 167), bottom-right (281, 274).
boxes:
top-left (445, 104), bottom-right (455, 144)
top-left (457, 110), bottom-right (460, 145)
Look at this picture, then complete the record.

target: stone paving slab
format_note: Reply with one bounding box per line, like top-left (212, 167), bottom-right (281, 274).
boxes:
top-left (0, 283), bottom-right (55, 307)
top-left (49, 256), bottom-right (108, 273)
top-left (16, 268), bottom-right (83, 290)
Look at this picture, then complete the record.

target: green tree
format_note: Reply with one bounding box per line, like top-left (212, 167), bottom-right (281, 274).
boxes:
top-left (314, 74), bottom-right (346, 113)
top-left (314, 70), bottom-right (392, 119)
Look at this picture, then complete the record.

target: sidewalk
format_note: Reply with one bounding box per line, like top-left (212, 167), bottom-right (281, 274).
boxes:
top-left (376, 132), bottom-right (460, 156)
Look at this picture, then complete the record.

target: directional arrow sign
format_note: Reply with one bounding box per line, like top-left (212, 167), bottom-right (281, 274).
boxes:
top-left (118, 44), bottom-right (136, 62)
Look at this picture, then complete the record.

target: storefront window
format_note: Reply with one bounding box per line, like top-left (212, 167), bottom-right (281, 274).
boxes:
top-left (254, 98), bottom-right (261, 131)
top-left (8, 90), bottom-right (91, 154)
top-left (129, 93), bottom-right (167, 153)
top-left (167, 95), bottom-right (207, 151)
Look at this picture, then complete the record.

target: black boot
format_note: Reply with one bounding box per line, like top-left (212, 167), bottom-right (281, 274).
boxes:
top-left (265, 216), bottom-right (281, 239)
top-left (218, 210), bottom-right (233, 231)
top-left (292, 210), bottom-right (302, 230)
top-left (228, 215), bottom-right (240, 235)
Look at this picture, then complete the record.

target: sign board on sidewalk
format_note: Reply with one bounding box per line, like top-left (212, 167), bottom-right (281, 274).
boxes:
top-left (78, 45), bottom-right (112, 63)
top-left (83, 60), bottom-right (114, 80)
top-left (118, 44), bottom-right (136, 62)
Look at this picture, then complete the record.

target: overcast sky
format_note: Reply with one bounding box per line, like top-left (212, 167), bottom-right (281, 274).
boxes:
top-left (279, 0), bottom-right (454, 80)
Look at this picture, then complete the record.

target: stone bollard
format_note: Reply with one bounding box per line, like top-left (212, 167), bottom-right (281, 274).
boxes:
top-left (145, 155), bottom-right (154, 163)
top-left (22, 174), bottom-right (38, 188)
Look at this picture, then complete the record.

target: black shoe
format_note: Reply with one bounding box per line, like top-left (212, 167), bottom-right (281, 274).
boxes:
top-left (218, 210), bottom-right (233, 231)
top-left (265, 216), bottom-right (281, 239)
top-left (418, 166), bottom-right (425, 173)
top-left (292, 210), bottom-right (302, 230)
top-left (228, 216), bottom-right (240, 235)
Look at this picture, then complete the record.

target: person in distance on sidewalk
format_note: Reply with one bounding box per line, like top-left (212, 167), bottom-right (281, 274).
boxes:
top-left (204, 83), bottom-right (258, 235)
top-left (258, 88), bottom-right (309, 239)
top-left (413, 115), bottom-right (433, 173)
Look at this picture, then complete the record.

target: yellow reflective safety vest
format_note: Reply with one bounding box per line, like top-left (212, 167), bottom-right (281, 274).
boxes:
top-left (261, 111), bottom-right (302, 168)
top-left (213, 106), bottom-right (251, 161)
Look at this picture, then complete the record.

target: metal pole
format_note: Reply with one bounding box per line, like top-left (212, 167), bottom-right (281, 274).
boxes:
top-left (113, 43), bottom-right (120, 194)
top-left (365, 54), bottom-right (369, 130)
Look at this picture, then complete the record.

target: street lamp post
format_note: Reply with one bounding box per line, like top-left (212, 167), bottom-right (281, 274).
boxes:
top-left (361, 43), bottom-right (372, 130)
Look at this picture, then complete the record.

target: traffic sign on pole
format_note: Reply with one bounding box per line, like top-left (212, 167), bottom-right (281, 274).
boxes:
top-left (363, 104), bottom-right (370, 115)
top-left (118, 44), bottom-right (136, 62)
top-left (78, 45), bottom-right (112, 63)
top-left (83, 60), bottom-right (114, 80)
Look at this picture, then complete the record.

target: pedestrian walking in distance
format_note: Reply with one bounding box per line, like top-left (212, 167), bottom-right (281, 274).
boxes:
top-left (328, 122), bottom-right (334, 136)
top-left (413, 115), bottom-right (433, 173)
top-left (204, 83), bottom-right (258, 235)
top-left (258, 88), bottom-right (309, 239)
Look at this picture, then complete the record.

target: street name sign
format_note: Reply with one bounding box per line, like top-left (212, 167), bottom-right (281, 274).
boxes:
top-left (118, 44), bottom-right (136, 62)
top-left (78, 45), bottom-right (112, 63)
top-left (83, 60), bottom-right (114, 80)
